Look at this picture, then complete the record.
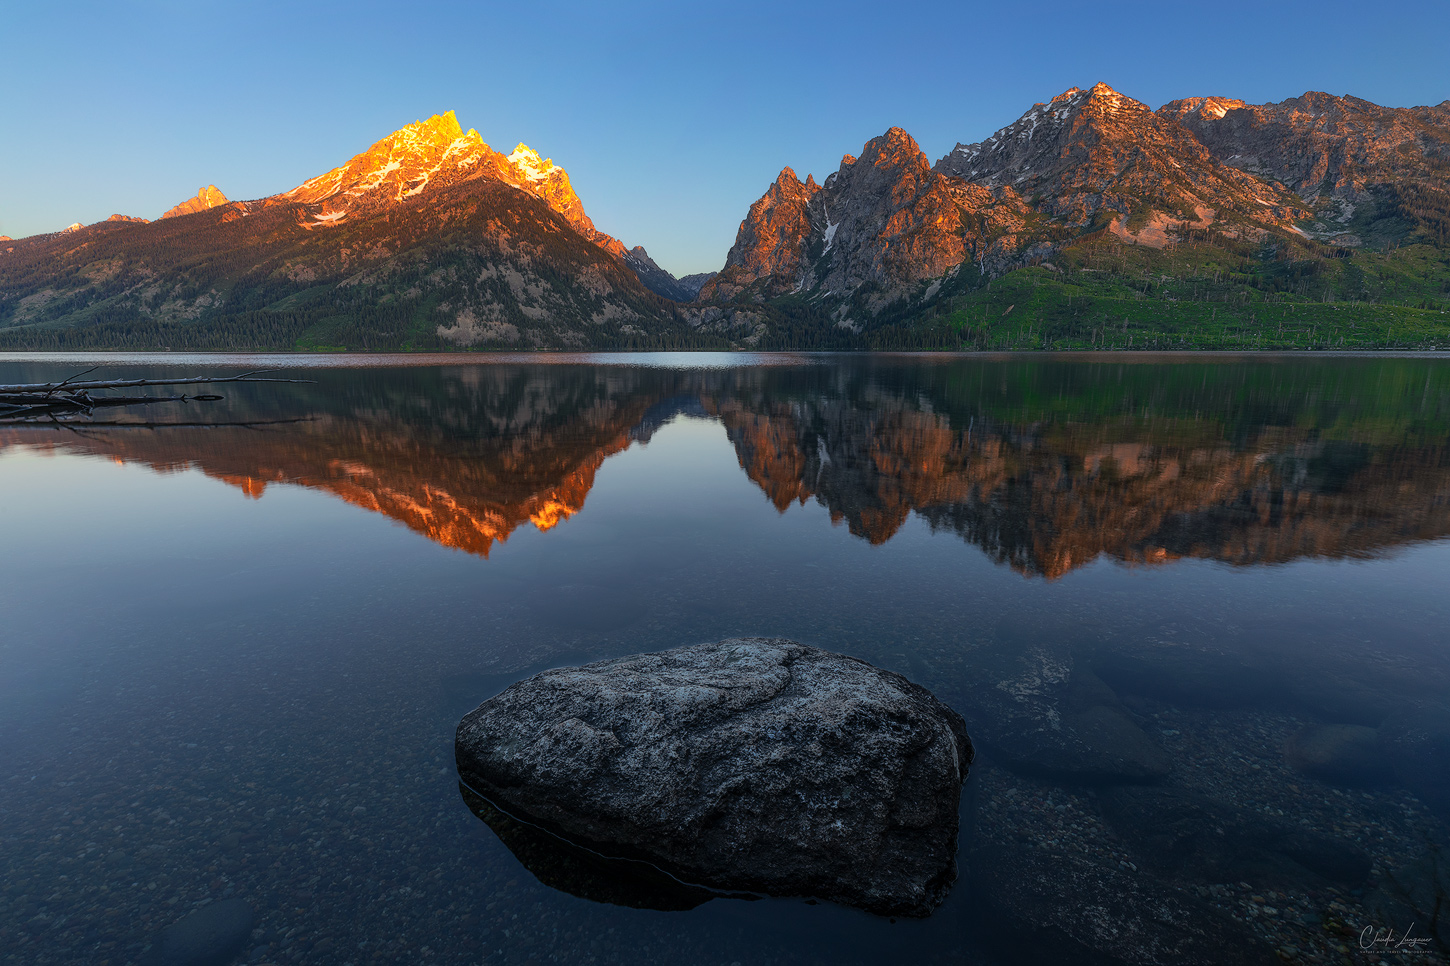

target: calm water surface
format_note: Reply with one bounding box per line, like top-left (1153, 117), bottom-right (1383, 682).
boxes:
top-left (2, 352), bottom-right (1448, 965)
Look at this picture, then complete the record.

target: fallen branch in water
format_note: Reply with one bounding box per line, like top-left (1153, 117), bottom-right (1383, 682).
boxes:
top-left (0, 369), bottom-right (314, 394)
top-left (26, 417), bottom-right (317, 434)
top-left (0, 369), bottom-right (313, 422)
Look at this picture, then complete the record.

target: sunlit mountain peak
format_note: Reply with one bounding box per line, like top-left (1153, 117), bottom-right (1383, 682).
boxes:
top-left (507, 144), bottom-right (558, 184)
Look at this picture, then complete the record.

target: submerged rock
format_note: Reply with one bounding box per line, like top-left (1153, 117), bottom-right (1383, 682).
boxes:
top-left (1379, 703), bottom-right (1450, 813)
top-left (951, 656), bottom-right (1170, 783)
top-left (1100, 786), bottom-right (1372, 888)
top-left (454, 638), bottom-right (973, 917)
top-left (966, 842), bottom-right (1276, 965)
top-left (1284, 723), bottom-right (1393, 786)
top-left (458, 783), bottom-right (720, 911)
top-left (139, 897), bottom-right (253, 966)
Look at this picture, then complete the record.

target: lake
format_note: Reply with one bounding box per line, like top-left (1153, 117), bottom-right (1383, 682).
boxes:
top-left (2, 352), bottom-right (1448, 965)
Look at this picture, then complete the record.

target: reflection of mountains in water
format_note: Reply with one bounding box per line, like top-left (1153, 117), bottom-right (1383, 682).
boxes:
top-left (5, 360), bottom-right (1448, 577)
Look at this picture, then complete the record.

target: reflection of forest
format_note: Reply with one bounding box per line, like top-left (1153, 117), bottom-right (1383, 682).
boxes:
top-left (4, 359), bottom-right (1448, 576)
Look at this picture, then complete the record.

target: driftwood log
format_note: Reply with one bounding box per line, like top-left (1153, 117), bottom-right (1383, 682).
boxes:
top-left (0, 368), bottom-right (312, 422)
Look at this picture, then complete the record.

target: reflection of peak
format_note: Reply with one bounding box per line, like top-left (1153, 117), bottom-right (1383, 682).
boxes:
top-left (4, 364), bottom-right (1447, 578)
top-left (707, 385), bottom-right (1450, 578)
top-left (630, 396), bottom-right (707, 445)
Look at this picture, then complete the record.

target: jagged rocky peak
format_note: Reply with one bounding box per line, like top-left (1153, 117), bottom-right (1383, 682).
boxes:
top-left (849, 127), bottom-right (933, 180)
top-left (503, 142), bottom-right (625, 257)
top-left (506, 144), bottom-right (558, 183)
top-left (696, 167), bottom-right (821, 302)
top-left (284, 110), bottom-right (495, 210)
top-left (703, 125), bottom-right (1037, 309)
top-left (808, 126), bottom-right (981, 295)
top-left (106, 214), bottom-right (149, 224)
top-left (936, 82), bottom-right (1151, 185)
top-left (767, 166), bottom-right (820, 200)
top-left (936, 82), bottom-right (1305, 234)
top-left (161, 185), bottom-right (230, 220)
top-left (277, 110), bottom-right (626, 255)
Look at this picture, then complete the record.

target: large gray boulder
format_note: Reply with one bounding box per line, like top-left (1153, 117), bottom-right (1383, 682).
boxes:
top-left (454, 638), bottom-right (973, 916)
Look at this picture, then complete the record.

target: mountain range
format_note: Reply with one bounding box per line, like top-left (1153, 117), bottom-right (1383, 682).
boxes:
top-left (2, 85), bottom-right (1447, 350)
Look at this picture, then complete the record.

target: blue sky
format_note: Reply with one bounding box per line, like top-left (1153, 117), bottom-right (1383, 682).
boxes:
top-left (3, 0), bottom-right (1447, 275)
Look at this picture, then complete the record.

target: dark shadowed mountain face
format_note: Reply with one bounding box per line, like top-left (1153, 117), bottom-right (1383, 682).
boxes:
top-left (5, 356), bottom-right (1447, 578)
top-left (622, 247), bottom-right (711, 302)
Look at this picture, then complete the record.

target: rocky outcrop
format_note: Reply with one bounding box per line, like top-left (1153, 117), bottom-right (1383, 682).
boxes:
top-left (454, 638), bottom-right (973, 916)
top-left (105, 213), bottom-right (148, 224)
top-left (160, 185), bottom-right (229, 219)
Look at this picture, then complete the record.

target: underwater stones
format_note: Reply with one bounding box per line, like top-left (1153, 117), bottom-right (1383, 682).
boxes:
top-left (1378, 703), bottom-right (1450, 812)
top-left (966, 842), bottom-right (1276, 966)
top-left (454, 638), bottom-right (973, 917)
top-left (139, 897), bottom-right (253, 966)
top-left (1365, 853), bottom-right (1450, 950)
top-left (954, 661), bottom-right (1170, 783)
top-left (1100, 786), bottom-right (1372, 888)
top-left (1284, 723), bottom-right (1393, 786)
top-left (1094, 648), bottom-right (1282, 709)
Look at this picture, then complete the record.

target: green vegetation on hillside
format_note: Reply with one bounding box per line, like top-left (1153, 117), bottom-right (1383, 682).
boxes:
top-left (850, 236), bottom-right (1450, 351)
